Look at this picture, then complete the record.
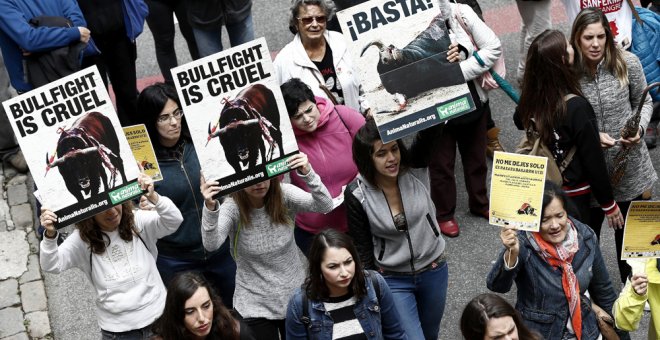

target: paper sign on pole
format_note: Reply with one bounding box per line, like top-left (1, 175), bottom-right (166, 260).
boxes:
top-left (489, 151), bottom-right (547, 232)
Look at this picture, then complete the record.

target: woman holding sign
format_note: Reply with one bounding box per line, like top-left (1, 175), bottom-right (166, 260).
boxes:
top-left (345, 119), bottom-right (445, 340)
top-left (280, 78), bottom-right (365, 256)
top-left (514, 30), bottom-right (624, 230)
top-left (138, 83), bottom-right (237, 309)
top-left (39, 171), bottom-right (183, 339)
top-left (570, 8), bottom-right (656, 284)
top-left (200, 153), bottom-right (333, 339)
top-left (274, 0), bottom-right (368, 114)
top-left (487, 181), bottom-right (623, 340)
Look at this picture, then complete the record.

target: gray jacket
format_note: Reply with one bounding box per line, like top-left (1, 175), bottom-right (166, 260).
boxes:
top-left (579, 51), bottom-right (657, 201)
top-left (346, 169), bottom-right (446, 273)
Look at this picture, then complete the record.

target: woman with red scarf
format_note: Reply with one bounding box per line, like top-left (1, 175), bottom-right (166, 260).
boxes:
top-left (486, 181), bottom-right (628, 340)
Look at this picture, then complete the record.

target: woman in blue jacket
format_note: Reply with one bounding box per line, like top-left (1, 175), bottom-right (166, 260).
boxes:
top-left (137, 83), bottom-right (236, 308)
top-left (286, 229), bottom-right (406, 340)
top-left (487, 181), bottom-right (626, 340)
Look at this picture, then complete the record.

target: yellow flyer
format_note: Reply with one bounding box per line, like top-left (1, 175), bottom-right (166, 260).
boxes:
top-left (621, 201), bottom-right (660, 259)
top-left (122, 124), bottom-right (162, 181)
top-left (489, 152), bottom-right (547, 232)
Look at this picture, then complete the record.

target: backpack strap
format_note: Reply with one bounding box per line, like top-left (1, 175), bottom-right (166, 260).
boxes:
top-left (365, 270), bottom-right (382, 303)
top-left (301, 292), bottom-right (313, 339)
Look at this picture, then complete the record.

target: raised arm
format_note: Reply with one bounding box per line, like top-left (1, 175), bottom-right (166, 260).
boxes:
top-left (285, 153), bottom-right (333, 214)
top-left (200, 173), bottom-right (237, 252)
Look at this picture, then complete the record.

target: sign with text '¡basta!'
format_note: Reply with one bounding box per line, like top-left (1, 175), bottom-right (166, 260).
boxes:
top-left (336, 0), bottom-right (476, 143)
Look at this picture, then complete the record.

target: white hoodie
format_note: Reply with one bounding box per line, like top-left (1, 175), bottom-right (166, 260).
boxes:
top-left (40, 196), bottom-right (183, 332)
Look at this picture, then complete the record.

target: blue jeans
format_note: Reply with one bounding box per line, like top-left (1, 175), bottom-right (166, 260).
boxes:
top-left (100, 325), bottom-right (152, 340)
top-left (156, 244), bottom-right (236, 309)
top-left (383, 261), bottom-right (448, 340)
top-left (192, 13), bottom-right (255, 57)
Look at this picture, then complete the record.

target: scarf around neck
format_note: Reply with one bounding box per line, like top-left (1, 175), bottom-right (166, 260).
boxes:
top-left (526, 219), bottom-right (582, 339)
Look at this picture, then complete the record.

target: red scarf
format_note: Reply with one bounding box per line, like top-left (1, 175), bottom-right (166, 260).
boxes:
top-left (530, 220), bottom-right (582, 339)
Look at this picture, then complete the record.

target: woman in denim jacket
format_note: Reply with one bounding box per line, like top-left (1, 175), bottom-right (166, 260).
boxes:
top-left (286, 229), bottom-right (406, 340)
top-left (487, 181), bottom-right (627, 340)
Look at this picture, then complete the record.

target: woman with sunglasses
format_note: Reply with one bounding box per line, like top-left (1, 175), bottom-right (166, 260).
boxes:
top-left (274, 0), bottom-right (368, 114)
top-left (137, 83), bottom-right (237, 309)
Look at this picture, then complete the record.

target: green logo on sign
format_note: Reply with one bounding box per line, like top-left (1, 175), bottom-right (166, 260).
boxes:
top-left (109, 182), bottom-right (142, 204)
top-left (436, 97), bottom-right (471, 119)
top-left (266, 158), bottom-right (291, 177)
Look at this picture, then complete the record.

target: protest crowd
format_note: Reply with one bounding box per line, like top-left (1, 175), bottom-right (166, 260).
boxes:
top-left (1, 0), bottom-right (660, 339)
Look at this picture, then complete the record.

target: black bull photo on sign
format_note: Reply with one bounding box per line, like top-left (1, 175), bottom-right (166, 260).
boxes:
top-left (45, 111), bottom-right (128, 202)
top-left (206, 84), bottom-right (284, 173)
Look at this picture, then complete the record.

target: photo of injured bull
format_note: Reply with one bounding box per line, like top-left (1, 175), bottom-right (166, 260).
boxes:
top-left (1, 67), bottom-right (141, 227)
top-left (172, 38), bottom-right (298, 197)
top-left (206, 84), bottom-right (284, 174)
top-left (337, 0), bottom-right (477, 142)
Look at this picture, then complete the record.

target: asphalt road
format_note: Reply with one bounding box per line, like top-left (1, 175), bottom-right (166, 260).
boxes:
top-left (43, 0), bottom-right (657, 339)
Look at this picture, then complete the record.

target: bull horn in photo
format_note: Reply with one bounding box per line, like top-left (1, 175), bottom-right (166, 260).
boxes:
top-left (45, 146), bottom-right (99, 175)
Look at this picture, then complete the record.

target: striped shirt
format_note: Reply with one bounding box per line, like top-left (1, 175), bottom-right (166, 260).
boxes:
top-left (324, 293), bottom-right (367, 340)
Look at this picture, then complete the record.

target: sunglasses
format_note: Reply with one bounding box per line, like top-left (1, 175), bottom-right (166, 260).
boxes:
top-left (297, 15), bottom-right (326, 25)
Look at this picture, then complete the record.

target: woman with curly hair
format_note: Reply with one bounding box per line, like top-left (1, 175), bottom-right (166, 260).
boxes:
top-left (153, 271), bottom-right (255, 340)
top-left (39, 172), bottom-right (183, 340)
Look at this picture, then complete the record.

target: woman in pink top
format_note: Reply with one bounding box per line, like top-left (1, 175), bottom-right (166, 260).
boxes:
top-left (281, 78), bottom-right (365, 255)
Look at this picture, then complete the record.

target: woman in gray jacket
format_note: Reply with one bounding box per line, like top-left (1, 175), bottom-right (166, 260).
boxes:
top-left (570, 7), bottom-right (657, 283)
top-left (346, 119), bottom-right (445, 340)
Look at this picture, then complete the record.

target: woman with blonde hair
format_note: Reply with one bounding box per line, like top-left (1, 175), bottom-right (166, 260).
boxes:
top-left (570, 7), bottom-right (657, 283)
top-left (200, 153), bottom-right (333, 339)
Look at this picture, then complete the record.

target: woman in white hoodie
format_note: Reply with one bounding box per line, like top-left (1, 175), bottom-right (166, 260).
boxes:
top-left (39, 171), bottom-right (184, 340)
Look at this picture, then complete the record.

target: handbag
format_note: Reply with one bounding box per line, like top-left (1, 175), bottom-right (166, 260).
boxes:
top-left (591, 303), bottom-right (620, 340)
top-left (453, 4), bottom-right (506, 90)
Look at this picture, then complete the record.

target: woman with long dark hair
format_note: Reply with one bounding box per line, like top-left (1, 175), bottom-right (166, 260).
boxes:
top-left (39, 172), bottom-right (183, 339)
top-left (200, 154), bottom-right (333, 339)
top-left (286, 229), bottom-right (406, 339)
top-left (460, 293), bottom-right (541, 340)
top-left (138, 83), bottom-right (237, 309)
top-left (152, 272), bottom-right (255, 340)
top-left (514, 29), bottom-right (623, 229)
top-left (346, 119), bottom-right (445, 340)
top-left (570, 7), bottom-right (656, 283)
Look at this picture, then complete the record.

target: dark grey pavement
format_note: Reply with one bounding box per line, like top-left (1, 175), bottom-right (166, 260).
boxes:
top-left (42, 0), bottom-right (657, 339)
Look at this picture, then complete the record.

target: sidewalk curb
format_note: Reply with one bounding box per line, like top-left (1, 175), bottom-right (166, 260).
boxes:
top-left (0, 165), bottom-right (53, 340)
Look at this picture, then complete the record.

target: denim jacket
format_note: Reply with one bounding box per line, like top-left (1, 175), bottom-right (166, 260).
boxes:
top-left (487, 217), bottom-right (628, 340)
top-left (286, 271), bottom-right (407, 340)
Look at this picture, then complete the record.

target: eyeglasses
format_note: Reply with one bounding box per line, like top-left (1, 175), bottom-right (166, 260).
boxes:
top-left (157, 108), bottom-right (183, 123)
top-left (297, 15), bottom-right (326, 26)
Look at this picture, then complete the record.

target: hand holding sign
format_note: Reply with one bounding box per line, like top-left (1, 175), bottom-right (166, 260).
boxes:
top-left (500, 227), bottom-right (519, 268)
top-left (40, 207), bottom-right (58, 239)
top-left (200, 171), bottom-right (221, 210)
top-left (287, 152), bottom-right (310, 175)
top-left (138, 163), bottom-right (159, 205)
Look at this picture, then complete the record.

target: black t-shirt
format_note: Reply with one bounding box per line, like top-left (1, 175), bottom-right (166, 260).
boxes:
top-left (312, 45), bottom-right (345, 105)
